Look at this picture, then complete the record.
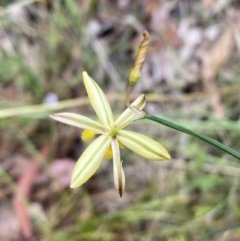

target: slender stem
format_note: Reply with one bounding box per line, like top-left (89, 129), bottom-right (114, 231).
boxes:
top-left (145, 113), bottom-right (240, 160)
top-left (125, 86), bottom-right (133, 107)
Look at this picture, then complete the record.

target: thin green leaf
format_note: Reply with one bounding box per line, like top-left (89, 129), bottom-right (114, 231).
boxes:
top-left (145, 113), bottom-right (240, 160)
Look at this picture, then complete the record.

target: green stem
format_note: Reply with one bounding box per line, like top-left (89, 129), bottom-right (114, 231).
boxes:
top-left (145, 113), bottom-right (240, 160)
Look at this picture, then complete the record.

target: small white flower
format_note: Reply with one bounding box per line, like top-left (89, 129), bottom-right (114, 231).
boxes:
top-left (50, 72), bottom-right (170, 197)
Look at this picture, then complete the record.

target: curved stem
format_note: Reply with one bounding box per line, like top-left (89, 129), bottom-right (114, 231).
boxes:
top-left (145, 113), bottom-right (240, 160)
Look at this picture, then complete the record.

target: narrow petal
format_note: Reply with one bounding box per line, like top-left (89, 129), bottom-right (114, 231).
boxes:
top-left (117, 130), bottom-right (170, 160)
top-left (50, 113), bottom-right (108, 134)
top-left (111, 138), bottom-right (125, 197)
top-left (114, 94), bottom-right (146, 129)
top-left (70, 135), bottom-right (111, 188)
top-left (83, 71), bottom-right (114, 126)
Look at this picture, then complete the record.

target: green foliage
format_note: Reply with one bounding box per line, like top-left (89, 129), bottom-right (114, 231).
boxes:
top-left (191, 174), bottom-right (224, 193)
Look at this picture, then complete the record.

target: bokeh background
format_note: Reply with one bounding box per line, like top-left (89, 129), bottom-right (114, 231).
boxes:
top-left (1, 0), bottom-right (240, 240)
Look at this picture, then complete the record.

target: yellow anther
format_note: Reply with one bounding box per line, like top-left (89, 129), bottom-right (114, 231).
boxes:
top-left (81, 130), bottom-right (96, 142)
top-left (104, 141), bottom-right (124, 159)
top-left (119, 141), bottom-right (124, 149)
top-left (104, 145), bottom-right (113, 159)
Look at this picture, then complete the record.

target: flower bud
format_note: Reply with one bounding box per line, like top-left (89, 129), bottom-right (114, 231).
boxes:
top-left (128, 30), bottom-right (150, 86)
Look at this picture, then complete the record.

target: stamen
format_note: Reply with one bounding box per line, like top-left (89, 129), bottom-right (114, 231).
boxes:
top-left (81, 130), bottom-right (96, 142)
top-left (119, 141), bottom-right (124, 149)
top-left (104, 141), bottom-right (124, 159)
top-left (104, 145), bottom-right (113, 159)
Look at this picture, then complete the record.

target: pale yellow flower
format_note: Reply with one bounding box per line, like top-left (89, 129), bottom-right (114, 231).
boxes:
top-left (50, 72), bottom-right (170, 197)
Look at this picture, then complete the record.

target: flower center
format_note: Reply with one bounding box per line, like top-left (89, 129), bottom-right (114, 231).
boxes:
top-left (110, 126), bottom-right (118, 137)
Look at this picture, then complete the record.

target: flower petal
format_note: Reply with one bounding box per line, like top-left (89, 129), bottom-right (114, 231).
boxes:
top-left (50, 112), bottom-right (108, 134)
top-left (70, 135), bottom-right (111, 188)
top-left (117, 130), bottom-right (170, 160)
top-left (83, 71), bottom-right (114, 126)
top-left (111, 138), bottom-right (125, 197)
top-left (114, 94), bottom-right (146, 129)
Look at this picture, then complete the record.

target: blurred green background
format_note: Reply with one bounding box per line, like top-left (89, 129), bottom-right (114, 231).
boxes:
top-left (0, 0), bottom-right (240, 240)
